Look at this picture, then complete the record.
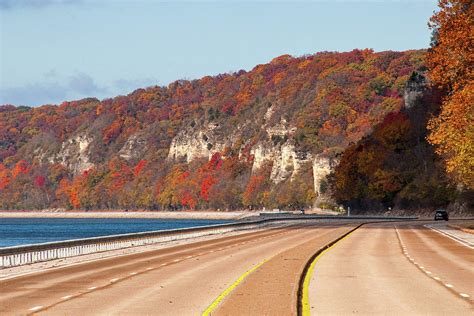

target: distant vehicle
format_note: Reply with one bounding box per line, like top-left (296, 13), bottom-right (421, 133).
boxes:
top-left (434, 209), bottom-right (449, 221)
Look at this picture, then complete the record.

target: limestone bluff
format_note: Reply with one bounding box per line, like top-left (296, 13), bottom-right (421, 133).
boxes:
top-left (0, 49), bottom-right (427, 210)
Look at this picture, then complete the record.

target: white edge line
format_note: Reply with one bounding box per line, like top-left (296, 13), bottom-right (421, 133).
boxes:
top-left (424, 225), bottom-right (474, 249)
top-left (0, 248), bottom-right (162, 281)
top-left (29, 306), bottom-right (43, 311)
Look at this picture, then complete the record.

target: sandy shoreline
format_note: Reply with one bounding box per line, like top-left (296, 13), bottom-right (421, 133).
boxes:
top-left (0, 210), bottom-right (257, 220)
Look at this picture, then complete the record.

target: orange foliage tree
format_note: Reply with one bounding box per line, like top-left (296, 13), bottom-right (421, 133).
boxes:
top-left (0, 163), bottom-right (10, 190)
top-left (0, 48), bottom-right (428, 210)
top-left (427, 0), bottom-right (473, 188)
top-left (12, 160), bottom-right (29, 179)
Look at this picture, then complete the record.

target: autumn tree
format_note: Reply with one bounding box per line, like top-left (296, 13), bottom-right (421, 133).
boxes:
top-left (56, 178), bottom-right (73, 208)
top-left (206, 154), bottom-right (251, 210)
top-left (271, 163), bottom-right (315, 210)
top-left (0, 163), bottom-right (10, 190)
top-left (330, 94), bottom-right (457, 211)
top-left (427, 0), bottom-right (474, 188)
top-left (156, 165), bottom-right (190, 210)
top-left (0, 49), bottom-right (428, 210)
top-left (242, 162), bottom-right (272, 209)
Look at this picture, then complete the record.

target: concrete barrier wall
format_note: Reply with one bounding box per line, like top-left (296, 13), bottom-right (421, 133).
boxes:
top-left (0, 215), bottom-right (417, 268)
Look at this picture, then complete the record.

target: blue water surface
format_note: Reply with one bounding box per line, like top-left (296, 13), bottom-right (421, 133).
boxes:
top-left (0, 217), bottom-right (233, 248)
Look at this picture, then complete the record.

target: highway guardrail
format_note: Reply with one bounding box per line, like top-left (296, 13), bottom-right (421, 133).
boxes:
top-left (0, 215), bottom-right (417, 268)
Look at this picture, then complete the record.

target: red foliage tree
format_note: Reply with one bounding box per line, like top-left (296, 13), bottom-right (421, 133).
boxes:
top-left (34, 175), bottom-right (46, 188)
top-left (133, 160), bottom-right (147, 177)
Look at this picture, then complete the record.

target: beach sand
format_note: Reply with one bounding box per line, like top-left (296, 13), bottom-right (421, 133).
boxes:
top-left (0, 208), bottom-right (338, 220)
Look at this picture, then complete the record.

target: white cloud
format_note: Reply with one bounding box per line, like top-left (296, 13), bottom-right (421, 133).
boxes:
top-left (68, 72), bottom-right (105, 95)
top-left (0, 71), bottom-right (159, 106)
top-left (0, 72), bottom-right (105, 106)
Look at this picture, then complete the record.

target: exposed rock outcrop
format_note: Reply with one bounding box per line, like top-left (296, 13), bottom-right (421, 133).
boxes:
top-left (404, 71), bottom-right (428, 108)
top-left (119, 134), bottom-right (148, 161)
top-left (167, 122), bottom-right (234, 163)
top-left (51, 133), bottom-right (94, 174)
top-left (251, 141), bottom-right (310, 183)
top-left (312, 155), bottom-right (333, 204)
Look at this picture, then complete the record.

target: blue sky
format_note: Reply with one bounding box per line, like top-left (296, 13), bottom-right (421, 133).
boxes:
top-left (1, 0), bottom-right (438, 106)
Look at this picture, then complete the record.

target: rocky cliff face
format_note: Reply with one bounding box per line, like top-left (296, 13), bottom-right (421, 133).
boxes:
top-left (404, 72), bottom-right (428, 108)
top-left (119, 134), bottom-right (148, 161)
top-left (168, 122), bottom-right (228, 162)
top-left (250, 111), bottom-right (304, 183)
top-left (251, 141), bottom-right (311, 183)
top-left (0, 49), bottom-right (428, 210)
top-left (51, 133), bottom-right (95, 174)
top-left (166, 109), bottom-right (334, 205)
top-left (312, 155), bottom-right (333, 204)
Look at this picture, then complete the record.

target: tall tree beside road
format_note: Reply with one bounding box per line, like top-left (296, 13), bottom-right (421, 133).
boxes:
top-left (427, 0), bottom-right (473, 189)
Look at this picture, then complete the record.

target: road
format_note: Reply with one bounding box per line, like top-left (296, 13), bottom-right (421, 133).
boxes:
top-left (0, 220), bottom-right (472, 315)
top-left (0, 221), bottom-right (354, 315)
top-left (308, 221), bottom-right (473, 315)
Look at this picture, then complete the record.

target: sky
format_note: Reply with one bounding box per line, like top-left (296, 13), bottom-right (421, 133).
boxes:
top-left (0, 0), bottom-right (439, 107)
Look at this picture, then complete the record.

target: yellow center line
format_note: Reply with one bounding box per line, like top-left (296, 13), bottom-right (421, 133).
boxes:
top-left (201, 259), bottom-right (268, 316)
top-left (301, 230), bottom-right (357, 316)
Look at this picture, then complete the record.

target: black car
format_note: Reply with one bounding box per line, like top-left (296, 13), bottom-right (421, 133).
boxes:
top-left (434, 209), bottom-right (449, 221)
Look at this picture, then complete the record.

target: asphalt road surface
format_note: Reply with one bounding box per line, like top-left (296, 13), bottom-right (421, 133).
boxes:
top-left (1, 220), bottom-right (472, 315)
top-left (309, 221), bottom-right (473, 315)
top-left (0, 222), bottom-right (354, 315)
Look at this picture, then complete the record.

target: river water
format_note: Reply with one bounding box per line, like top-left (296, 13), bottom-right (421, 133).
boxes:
top-left (0, 217), bottom-right (233, 248)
